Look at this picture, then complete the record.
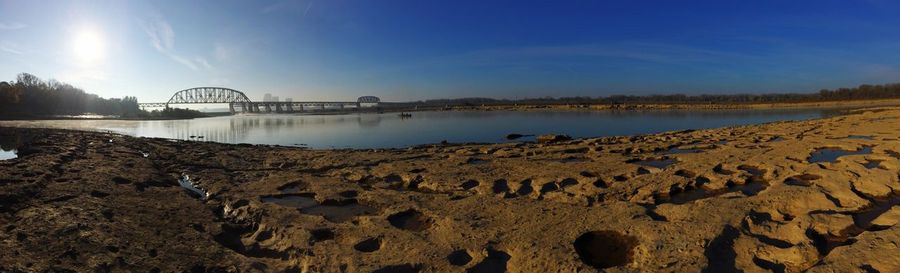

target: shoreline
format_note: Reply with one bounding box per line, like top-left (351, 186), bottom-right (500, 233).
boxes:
top-left (4, 98), bottom-right (900, 121)
top-left (2, 108), bottom-right (900, 272)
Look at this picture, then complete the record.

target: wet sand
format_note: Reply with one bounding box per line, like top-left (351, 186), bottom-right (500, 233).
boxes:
top-left (1, 107), bottom-right (899, 272)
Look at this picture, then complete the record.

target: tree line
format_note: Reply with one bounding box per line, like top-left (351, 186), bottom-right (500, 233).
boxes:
top-left (5, 72), bottom-right (900, 117)
top-left (408, 83), bottom-right (900, 106)
top-left (0, 73), bottom-right (143, 117)
top-left (0, 73), bottom-right (202, 118)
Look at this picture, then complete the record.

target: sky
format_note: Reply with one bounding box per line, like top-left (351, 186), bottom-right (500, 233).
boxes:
top-left (2, 0), bottom-right (900, 102)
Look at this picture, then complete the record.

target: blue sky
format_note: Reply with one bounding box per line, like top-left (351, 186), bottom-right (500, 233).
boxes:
top-left (1, 0), bottom-right (900, 102)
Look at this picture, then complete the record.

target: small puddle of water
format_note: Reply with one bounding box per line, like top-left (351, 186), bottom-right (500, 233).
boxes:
top-left (0, 149), bottom-right (16, 160)
top-left (808, 146), bottom-right (873, 163)
top-left (468, 158), bottom-right (489, 165)
top-left (178, 174), bottom-right (209, 199)
top-left (864, 160), bottom-right (882, 169)
top-left (260, 194), bottom-right (377, 222)
top-left (846, 135), bottom-right (874, 140)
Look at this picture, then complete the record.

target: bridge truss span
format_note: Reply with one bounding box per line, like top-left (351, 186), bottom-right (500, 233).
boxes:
top-left (166, 87), bottom-right (253, 105)
top-left (137, 86), bottom-right (382, 114)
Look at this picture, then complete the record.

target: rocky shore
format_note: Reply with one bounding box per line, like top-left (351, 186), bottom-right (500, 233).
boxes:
top-left (1, 107), bottom-right (899, 272)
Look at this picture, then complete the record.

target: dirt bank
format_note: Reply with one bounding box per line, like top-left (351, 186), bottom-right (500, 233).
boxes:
top-left (1, 108), bottom-right (899, 272)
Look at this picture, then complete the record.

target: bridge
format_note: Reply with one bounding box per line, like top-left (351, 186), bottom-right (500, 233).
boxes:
top-left (138, 87), bottom-right (382, 114)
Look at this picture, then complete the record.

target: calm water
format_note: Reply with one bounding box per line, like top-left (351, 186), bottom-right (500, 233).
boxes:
top-left (0, 109), bottom-right (842, 149)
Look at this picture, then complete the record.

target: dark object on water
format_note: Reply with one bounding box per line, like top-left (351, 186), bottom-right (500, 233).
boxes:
top-left (399, 112), bottom-right (412, 117)
top-left (506, 133), bottom-right (534, 140)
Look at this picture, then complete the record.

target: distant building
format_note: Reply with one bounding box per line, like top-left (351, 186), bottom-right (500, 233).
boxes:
top-left (263, 93), bottom-right (272, 101)
top-left (272, 96), bottom-right (279, 102)
top-left (285, 98), bottom-right (293, 102)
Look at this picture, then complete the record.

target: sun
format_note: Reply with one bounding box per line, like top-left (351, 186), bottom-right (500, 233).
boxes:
top-left (72, 28), bottom-right (105, 64)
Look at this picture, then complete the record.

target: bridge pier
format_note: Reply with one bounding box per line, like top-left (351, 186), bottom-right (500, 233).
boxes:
top-left (229, 103), bottom-right (236, 114)
top-left (264, 104), bottom-right (272, 113)
top-left (275, 103), bottom-right (283, 113)
top-left (286, 103), bottom-right (294, 112)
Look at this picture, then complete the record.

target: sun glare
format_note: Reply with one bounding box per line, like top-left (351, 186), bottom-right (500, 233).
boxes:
top-left (72, 28), bottom-right (105, 64)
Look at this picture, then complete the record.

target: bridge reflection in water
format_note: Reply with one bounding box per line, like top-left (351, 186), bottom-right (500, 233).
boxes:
top-left (118, 114), bottom-right (387, 147)
top-left (138, 87), bottom-right (382, 114)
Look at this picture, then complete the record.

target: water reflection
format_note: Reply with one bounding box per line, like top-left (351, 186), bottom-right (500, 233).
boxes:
top-left (0, 129), bottom-right (31, 160)
top-left (0, 108), bottom-right (842, 148)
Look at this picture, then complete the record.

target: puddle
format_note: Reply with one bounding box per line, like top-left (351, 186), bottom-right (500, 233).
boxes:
top-left (846, 135), bottom-right (874, 140)
top-left (260, 194), bottom-right (377, 222)
top-left (768, 136), bottom-right (785, 142)
top-left (784, 174), bottom-right (822, 187)
top-left (0, 129), bottom-right (33, 160)
top-left (629, 158), bottom-right (678, 169)
top-left (178, 174), bottom-right (209, 199)
top-left (864, 160), bottom-right (882, 169)
top-left (808, 146), bottom-right (873, 163)
top-left (0, 149), bottom-right (16, 160)
top-left (467, 158), bottom-right (489, 165)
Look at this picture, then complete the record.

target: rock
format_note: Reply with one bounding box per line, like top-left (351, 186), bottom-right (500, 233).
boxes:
top-left (851, 179), bottom-right (893, 199)
top-left (536, 134), bottom-right (572, 143)
top-left (810, 213), bottom-right (855, 237)
top-left (870, 207), bottom-right (900, 229)
top-left (506, 133), bottom-right (526, 140)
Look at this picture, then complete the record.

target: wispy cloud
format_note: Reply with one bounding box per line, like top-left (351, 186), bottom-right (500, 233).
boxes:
top-left (0, 42), bottom-right (23, 55)
top-left (261, 0), bottom-right (314, 16)
top-left (139, 15), bottom-right (210, 71)
top-left (0, 22), bottom-right (26, 30)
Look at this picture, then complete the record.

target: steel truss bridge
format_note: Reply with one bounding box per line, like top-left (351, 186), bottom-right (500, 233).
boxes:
top-left (138, 87), bottom-right (382, 113)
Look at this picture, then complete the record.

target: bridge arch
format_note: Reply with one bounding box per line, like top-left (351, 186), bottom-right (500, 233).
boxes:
top-left (357, 96), bottom-right (380, 103)
top-left (166, 87), bottom-right (253, 105)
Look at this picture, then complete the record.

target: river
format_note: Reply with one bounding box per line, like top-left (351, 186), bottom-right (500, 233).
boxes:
top-left (0, 108), bottom-right (845, 149)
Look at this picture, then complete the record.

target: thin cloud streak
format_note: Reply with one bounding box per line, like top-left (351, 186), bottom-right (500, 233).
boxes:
top-left (261, 0), bottom-right (314, 16)
top-left (0, 22), bottom-right (26, 30)
top-left (0, 42), bottom-right (23, 55)
top-left (139, 15), bottom-right (210, 71)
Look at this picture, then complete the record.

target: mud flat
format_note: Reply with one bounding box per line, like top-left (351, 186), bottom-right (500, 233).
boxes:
top-left (1, 108), bottom-right (900, 272)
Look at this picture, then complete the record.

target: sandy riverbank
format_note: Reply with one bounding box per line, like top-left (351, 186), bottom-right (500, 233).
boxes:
top-left (1, 107), bottom-right (899, 272)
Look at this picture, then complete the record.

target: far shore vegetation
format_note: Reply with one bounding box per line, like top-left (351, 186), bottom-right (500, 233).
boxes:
top-left (0, 73), bottom-right (204, 119)
top-left (5, 72), bottom-right (900, 118)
